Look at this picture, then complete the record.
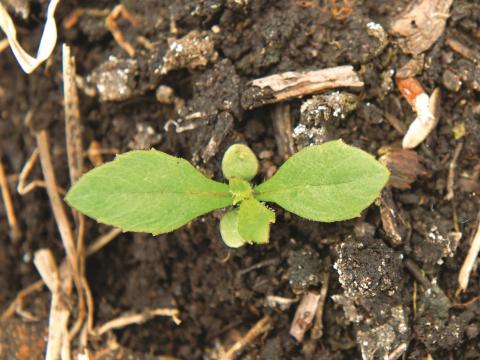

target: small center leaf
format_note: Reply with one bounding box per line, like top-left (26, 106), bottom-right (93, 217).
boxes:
top-left (229, 178), bottom-right (253, 204)
top-left (238, 198), bottom-right (275, 244)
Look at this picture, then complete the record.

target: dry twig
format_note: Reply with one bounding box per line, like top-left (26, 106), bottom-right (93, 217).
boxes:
top-left (241, 66), bottom-right (363, 109)
top-left (94, 308), bottom-right (181, 336)
top-left (223, 316), bottom-right (272, 360)
top-left (311, 272), bottom-right (330, 339)
top-left (458, 213), bottom-right (480, 292)
top-left (0, 157), bottom-right (20, 240)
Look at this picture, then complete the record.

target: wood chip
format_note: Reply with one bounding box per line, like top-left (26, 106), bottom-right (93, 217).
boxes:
top-left (271, 103), bottom-right (295, 159)
top-left (241, 66), bottom-right (363, 110)
top-left (289, 292), bottom-right (321, 342)
top-left (376, 188), bottom-right (409, 247)
top-left (390, 0), bottom-right (453, 56)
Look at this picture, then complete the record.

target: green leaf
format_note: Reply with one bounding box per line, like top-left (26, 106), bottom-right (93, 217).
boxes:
top-left (219, 209), bottom-right (247, 248)
top-left (238, 198), bottom-right (275, 244)
top-left (229, 178), bottom-right (253, 204)
top-left (66, 150), bottom-right (233, 234)
top-left (222, 144), bottom-right (259, 181)
top-left (254, 140), bottom-right (389, 222)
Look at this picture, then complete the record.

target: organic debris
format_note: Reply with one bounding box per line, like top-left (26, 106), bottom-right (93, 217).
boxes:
top-left (458, 214), bottom-right (480, 292)
top-left (241, 66), bottom-right (363, 109)
top-left (289, 292), bottom-right (321, 342)
top-left (0, 0), bottom-right (60, 73)
top-left (390, 0), bottom-right (453, 56)
top-left (378, 146), bottom-right (428, 189)
top-left (396, 77), bottom-right (441, 149)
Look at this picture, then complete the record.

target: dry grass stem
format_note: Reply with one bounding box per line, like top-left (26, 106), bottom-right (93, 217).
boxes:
top-left (62, 44), bottom-right (84, 185)
top-left (2, 226), bottom-right (122, 324)
top-left (36, 131), bottom-right (80, 285)
top-left (62, 44), bottom-right (90, 341)
top-left (0, 158), bottom-right (20, 240)
top-left (223, 316), bottom-right (272, 360)
top-left (94, 308), bottom-right (181, 336)
top-left (0, 279), bottom-right (44, 320)
top-left (242, 66), bottom-right (364, 109)
top-left (34, 249), bottom-right (72, 360)
top-left (458, 214), bottom-right (480, 292)
top-left (17, 148), bottom-right (66, 195)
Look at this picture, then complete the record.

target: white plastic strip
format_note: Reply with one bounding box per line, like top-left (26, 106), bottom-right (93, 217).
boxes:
top-left (0, 0), bottom-right (60, 73)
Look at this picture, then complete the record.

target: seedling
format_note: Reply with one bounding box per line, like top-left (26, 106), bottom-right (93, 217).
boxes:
top-left (66, 140), bottom-right (389, 247)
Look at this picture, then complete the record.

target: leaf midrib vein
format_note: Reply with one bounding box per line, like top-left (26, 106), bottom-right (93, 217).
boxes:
top-left (255, 175), bottom-right (376, 196)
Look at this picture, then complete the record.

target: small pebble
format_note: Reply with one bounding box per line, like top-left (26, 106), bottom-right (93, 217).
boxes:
top-left (442, 70), bottom-right (462, 92)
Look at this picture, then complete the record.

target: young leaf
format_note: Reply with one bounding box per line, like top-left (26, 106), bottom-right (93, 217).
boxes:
top-left (66, 150), bottom-right (233, 234)
top-left (219, 209), bottom-right (247, 248)
top-left (222, 144), bottom-right (259, 181)
top-left (254, 140), bottom-right (389, 222)
top-left (229, 178), bottom-right (253, 204)
top-left (238, 198), bottom-right (275, 244)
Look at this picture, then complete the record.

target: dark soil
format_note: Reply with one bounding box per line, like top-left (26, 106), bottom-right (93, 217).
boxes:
top-left (0, 0), bottom-right (479, 359)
